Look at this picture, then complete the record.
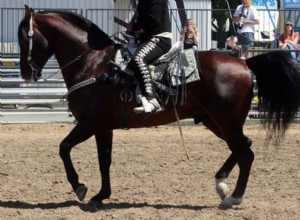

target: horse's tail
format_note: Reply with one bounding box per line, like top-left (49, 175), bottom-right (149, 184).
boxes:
top-left (246, 51), bottom-right (300, 141)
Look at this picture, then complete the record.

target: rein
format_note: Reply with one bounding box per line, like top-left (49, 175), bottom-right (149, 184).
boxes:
top-left (26, 13), bottom-right (126, 100)
top-left (43, 32), bottom-right (123, 80)
top-left (27, 13), bottom-right (93, 80)
top-left (26, 12), bottom-right (95, 81)
top-left (26, 12), bottom-right (118, 83)
top-left (44, 49), bottom-right (93, 81)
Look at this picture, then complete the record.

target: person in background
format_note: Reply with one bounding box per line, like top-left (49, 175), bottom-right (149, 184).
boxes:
top-left (278, 21), bottom-right (299, 59)
top-left (126, 0), bottom-right (172, 114)
top-left (225, 0), bottom-right (259, 59)
top-left (180, 19), bottom-right (200, 50)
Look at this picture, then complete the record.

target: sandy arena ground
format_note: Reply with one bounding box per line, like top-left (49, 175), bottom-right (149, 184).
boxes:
top-left (0, 123), bottom-right (299, 219)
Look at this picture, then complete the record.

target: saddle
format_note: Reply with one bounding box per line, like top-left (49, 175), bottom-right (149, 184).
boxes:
top-left (111, 40), bottom-right (201, 106)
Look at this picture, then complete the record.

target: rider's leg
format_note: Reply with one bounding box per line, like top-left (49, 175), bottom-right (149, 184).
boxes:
top-left (130, 37), bottom-right (171, 114)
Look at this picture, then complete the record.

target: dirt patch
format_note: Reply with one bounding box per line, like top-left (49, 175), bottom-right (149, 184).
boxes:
top-left (1, 123), bottom-right (299, 219)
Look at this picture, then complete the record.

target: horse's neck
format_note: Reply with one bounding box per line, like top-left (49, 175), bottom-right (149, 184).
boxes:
top-left (38, 14), bottom-right (115, 86)
top-left (60, 43), bottom-right (115, 88)
top-left (36, 15), bottom-right (86, 58)
top-left (41, 18), bottom-right (89, 74)
top-left (50, 27), bottom-right (88, 62)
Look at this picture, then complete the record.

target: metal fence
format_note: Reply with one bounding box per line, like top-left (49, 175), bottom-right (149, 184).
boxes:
top-left (2, 8), bottom-right (300, 54)
top-left (0, 55), bottom-right (263, 123)
top-left (1, 8), bottom-right (300, 122)
top-left (1, 57), bottom-right (73, 123)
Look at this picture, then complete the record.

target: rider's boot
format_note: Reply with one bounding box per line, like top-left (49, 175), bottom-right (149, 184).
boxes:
top-left (133, 95), bottom-right (163, 114)
top-left (133, 70), bottom-right (163, 114)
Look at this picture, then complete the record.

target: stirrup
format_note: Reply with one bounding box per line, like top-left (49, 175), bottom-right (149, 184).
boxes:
top-left (133, 97), bottom-right (163, 114)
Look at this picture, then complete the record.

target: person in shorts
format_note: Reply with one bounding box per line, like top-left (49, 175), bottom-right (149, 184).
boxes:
top-left (225, 0), bottom-right (259, 59)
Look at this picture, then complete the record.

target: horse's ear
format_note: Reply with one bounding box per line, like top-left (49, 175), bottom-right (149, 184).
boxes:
top-left (24, 5), bottom-right (34, 21)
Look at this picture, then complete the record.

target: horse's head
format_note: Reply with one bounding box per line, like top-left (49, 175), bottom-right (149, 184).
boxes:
top-left (18, 5), bottom-right (115, 83)
top-left (18, 5), bottom-right (53, 82)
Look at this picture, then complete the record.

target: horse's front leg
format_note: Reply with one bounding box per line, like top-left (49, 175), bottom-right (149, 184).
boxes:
top-left (87, 129), bottom-right (113, 211)
top-left (59, 118), bottom-right (95, 201)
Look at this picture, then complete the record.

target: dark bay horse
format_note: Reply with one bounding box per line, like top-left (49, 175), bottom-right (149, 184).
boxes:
top-left (18, 6), bottom-right (300, 210)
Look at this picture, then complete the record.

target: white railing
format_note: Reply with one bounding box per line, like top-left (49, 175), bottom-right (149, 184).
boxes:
top-left (1, 57), bottom-right (74, 122)
top-left (1, 57), bottom-right (298, 123)
top-left (1, 76), bottom-right (261, 121)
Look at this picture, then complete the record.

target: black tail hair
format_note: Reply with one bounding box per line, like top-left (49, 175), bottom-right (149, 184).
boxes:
top-left (246, 51), bottom-right (300, 142)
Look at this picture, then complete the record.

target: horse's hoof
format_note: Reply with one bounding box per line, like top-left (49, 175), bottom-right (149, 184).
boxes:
top-left (75, 184), bottom-right (88, 201)
top-left (219, 196), bottom-right (242, 209)
top-left (215, 179), bottom-right (230, 200)
top-left (84, 200), bottom-right (102, 212)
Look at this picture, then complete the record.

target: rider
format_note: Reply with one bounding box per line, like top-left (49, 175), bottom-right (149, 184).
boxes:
top-left (126, 0), bottom-right (172, 114)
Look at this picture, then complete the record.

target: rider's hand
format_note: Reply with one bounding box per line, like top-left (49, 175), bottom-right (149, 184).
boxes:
top-left (126, 22), bottom-right (133, 33)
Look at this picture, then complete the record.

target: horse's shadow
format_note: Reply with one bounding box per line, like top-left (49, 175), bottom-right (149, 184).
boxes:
top-left (0, 200), bottom-right (214, 212)
top-left (97, 202), bottom-right (213, 211)
top-left (0, 200), bottom-right (81, 210)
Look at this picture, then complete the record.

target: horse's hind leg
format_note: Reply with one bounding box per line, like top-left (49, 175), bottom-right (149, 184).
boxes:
top-left (215, 153), bottom-right (236, 200)
top-left (59, 118), bottom-right (95, 201)
top-left (218, 132), bottom-right (254, 208)
top-left (202, 120), bottom-right (238, 201)
top-left (201, 120), bottom-right (238, 201)
top-left (214, 135), bottom-right (252, 199)
top-left (203, 109), bottom-right (254, 207)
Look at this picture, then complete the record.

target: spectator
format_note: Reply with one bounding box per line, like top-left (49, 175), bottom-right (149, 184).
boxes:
top-left (225, 0), bottom-right (259, 59)
top-left (278, 21), bottom-right (299, 59)
top-left (180, 19), bottom-right (200, 50)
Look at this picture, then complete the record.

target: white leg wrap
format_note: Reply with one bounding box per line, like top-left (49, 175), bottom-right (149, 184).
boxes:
top-left (220, 196), bottom-right (243, 208)
top-left (215, 178), bottom-right (230, 200)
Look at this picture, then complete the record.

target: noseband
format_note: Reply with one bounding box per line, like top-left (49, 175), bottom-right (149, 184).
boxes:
top-left (26, 13), bottom-right (42, 79)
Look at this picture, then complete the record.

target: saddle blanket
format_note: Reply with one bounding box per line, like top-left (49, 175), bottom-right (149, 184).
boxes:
top-left (169, 48), bottom-right (200, 86)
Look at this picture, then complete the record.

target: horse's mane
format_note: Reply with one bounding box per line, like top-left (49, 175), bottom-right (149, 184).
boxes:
top-left (37, 10), bottom-right (114, 49)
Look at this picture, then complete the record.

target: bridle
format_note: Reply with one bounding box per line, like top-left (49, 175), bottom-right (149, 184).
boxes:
top-left (25, 12), bottom-right (94, 81)
top-left (23, 11), bottom-right (115, 98)
top-left (26, 12), bottom-right (42, 80)
top-left (24, 12), bottom-right (101, 98)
